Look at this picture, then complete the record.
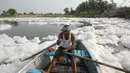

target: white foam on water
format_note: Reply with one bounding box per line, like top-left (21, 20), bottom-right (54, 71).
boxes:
top-left (0, 18), bottom-right (130, 73)
top-left (0, 24), bottom-right (12, 30)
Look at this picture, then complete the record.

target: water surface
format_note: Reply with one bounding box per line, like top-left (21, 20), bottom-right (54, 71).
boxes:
top-left (0, 22), bottom-right (77, 39)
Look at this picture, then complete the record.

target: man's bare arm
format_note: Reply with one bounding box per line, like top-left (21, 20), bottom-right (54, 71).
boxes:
top-left (71, 33), bottom-right (76, 48)
top-left (56, 32), bottom-right (62, 45)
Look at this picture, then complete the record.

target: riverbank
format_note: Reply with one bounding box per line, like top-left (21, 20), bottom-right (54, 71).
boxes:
top-left (0, 14), bottom-right (104, 18)
top-left (1, 15), bottom-right (129, 19)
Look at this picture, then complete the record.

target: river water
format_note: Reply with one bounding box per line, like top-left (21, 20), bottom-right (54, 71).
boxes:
top-left (0, 22), bottom-right (78, 39)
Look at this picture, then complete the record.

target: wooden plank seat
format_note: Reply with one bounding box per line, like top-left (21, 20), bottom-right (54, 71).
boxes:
top-left (44, 49), bottom-right (90, 58)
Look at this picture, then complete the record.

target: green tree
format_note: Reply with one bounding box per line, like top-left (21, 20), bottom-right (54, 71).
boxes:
top-left (97, 0), bottom-right (108, 13)
top-left (88, 0), bottom-right (96, 10)
top-left (29, 12), bottom-right (35, 15)
top-left (64, 8), bottom-right (70, 14)
top-left (76, 2), bottom-right (86, 12)
top-left (70, 8), bottom-right (75, 14)
top-left (107, 4), bottom-right (113, 9)
top-left (75, 0), bottom-right (112, 14)
top-left (1, 10), bottom-right (7, 15)
top-left (7, 8), bottom-right (17, 16)
top-left (23, 12), bottom-right (27, 15)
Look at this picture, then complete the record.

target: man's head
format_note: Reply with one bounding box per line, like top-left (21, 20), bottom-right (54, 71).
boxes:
top-left (61, 25), bottom-right (71, 33)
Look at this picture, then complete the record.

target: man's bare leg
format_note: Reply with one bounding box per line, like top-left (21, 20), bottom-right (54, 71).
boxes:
top-left (42, 58), bottom-right (57, 73)
top-left (70, 57), bottom-right (76, 73)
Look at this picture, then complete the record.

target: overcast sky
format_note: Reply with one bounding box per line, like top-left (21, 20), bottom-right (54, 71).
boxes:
top-left (0, 0), bottom-right (129, 14)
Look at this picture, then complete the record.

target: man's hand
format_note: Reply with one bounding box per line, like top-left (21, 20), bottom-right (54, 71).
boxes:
top-left (63, 47), bottom-right (71, 53)
top-left (56, 39), bottom-right (63, 45)
top-left (63, 49), bottom-right (67, 53)
top-left (63, 45), bottom-right (74, 53)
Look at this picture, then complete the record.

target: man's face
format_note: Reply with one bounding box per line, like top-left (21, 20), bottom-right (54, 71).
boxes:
top-left (64, 31), bottom-right (70, 33)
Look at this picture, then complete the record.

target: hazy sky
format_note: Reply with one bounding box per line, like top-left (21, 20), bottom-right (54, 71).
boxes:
top-left (0, 0), bottom-right (129, 14)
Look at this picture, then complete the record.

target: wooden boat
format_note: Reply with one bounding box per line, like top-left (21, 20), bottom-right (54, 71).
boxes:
top-left (18, 40), bottom-right (101, 73)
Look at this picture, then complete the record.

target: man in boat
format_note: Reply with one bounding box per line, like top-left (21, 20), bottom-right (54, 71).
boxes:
top-left (42, 25), bottom-right (76, 73)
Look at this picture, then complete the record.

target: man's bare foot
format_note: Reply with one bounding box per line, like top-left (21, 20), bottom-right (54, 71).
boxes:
top-left (41, 70), bottom-right (49, 73)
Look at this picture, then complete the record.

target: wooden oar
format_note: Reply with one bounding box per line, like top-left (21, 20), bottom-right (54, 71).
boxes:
top-left (66, 52), bottom-right (130, 73)
top-left (21, 42), bottom-right (57, 61)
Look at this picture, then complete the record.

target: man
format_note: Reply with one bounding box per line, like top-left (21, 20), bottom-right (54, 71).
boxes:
top-left (42, 25), bottom-right (76, 73)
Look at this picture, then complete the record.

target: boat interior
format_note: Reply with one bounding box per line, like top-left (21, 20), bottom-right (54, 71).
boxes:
top-left (20, 40), bottom-right (100, 73)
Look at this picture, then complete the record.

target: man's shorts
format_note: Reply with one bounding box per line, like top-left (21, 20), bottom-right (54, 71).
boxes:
top-left (54, 46), bottom-right (73, 60)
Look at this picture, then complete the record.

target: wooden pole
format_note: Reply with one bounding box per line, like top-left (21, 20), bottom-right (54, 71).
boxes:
top-left (21, 42), bottom-right (56, 61)
top-left (66, 52), bottom-right (130, 73)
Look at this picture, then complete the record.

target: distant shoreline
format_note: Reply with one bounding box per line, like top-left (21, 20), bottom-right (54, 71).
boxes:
top-left (0, 15), bottom-right (129, 19)
top-left (0, 14), bottom-right (105, 18)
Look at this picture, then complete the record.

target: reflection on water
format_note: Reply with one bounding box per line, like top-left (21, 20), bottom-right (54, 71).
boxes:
top-left (0, 22), bottom-right (77, 39)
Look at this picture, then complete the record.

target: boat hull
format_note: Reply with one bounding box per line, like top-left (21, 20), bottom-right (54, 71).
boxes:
top-left (19, 40), bottom-right (101, 73)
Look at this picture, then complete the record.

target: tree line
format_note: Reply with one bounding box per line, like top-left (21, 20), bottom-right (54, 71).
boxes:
top-left (64, 0), bottom-right (113, 16)
top-left (1, 0), bottom-right (130, 17)
top-left (1, 0), bottom-right (112, 17)
top-left (0, 8), bottom-right (64, 17)
top-left (1, 9), bottom-right (17, 16)
top-left (64, 0), bottom-right (130, 17)
top-left (1, 9), bottom-right (43, 16)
